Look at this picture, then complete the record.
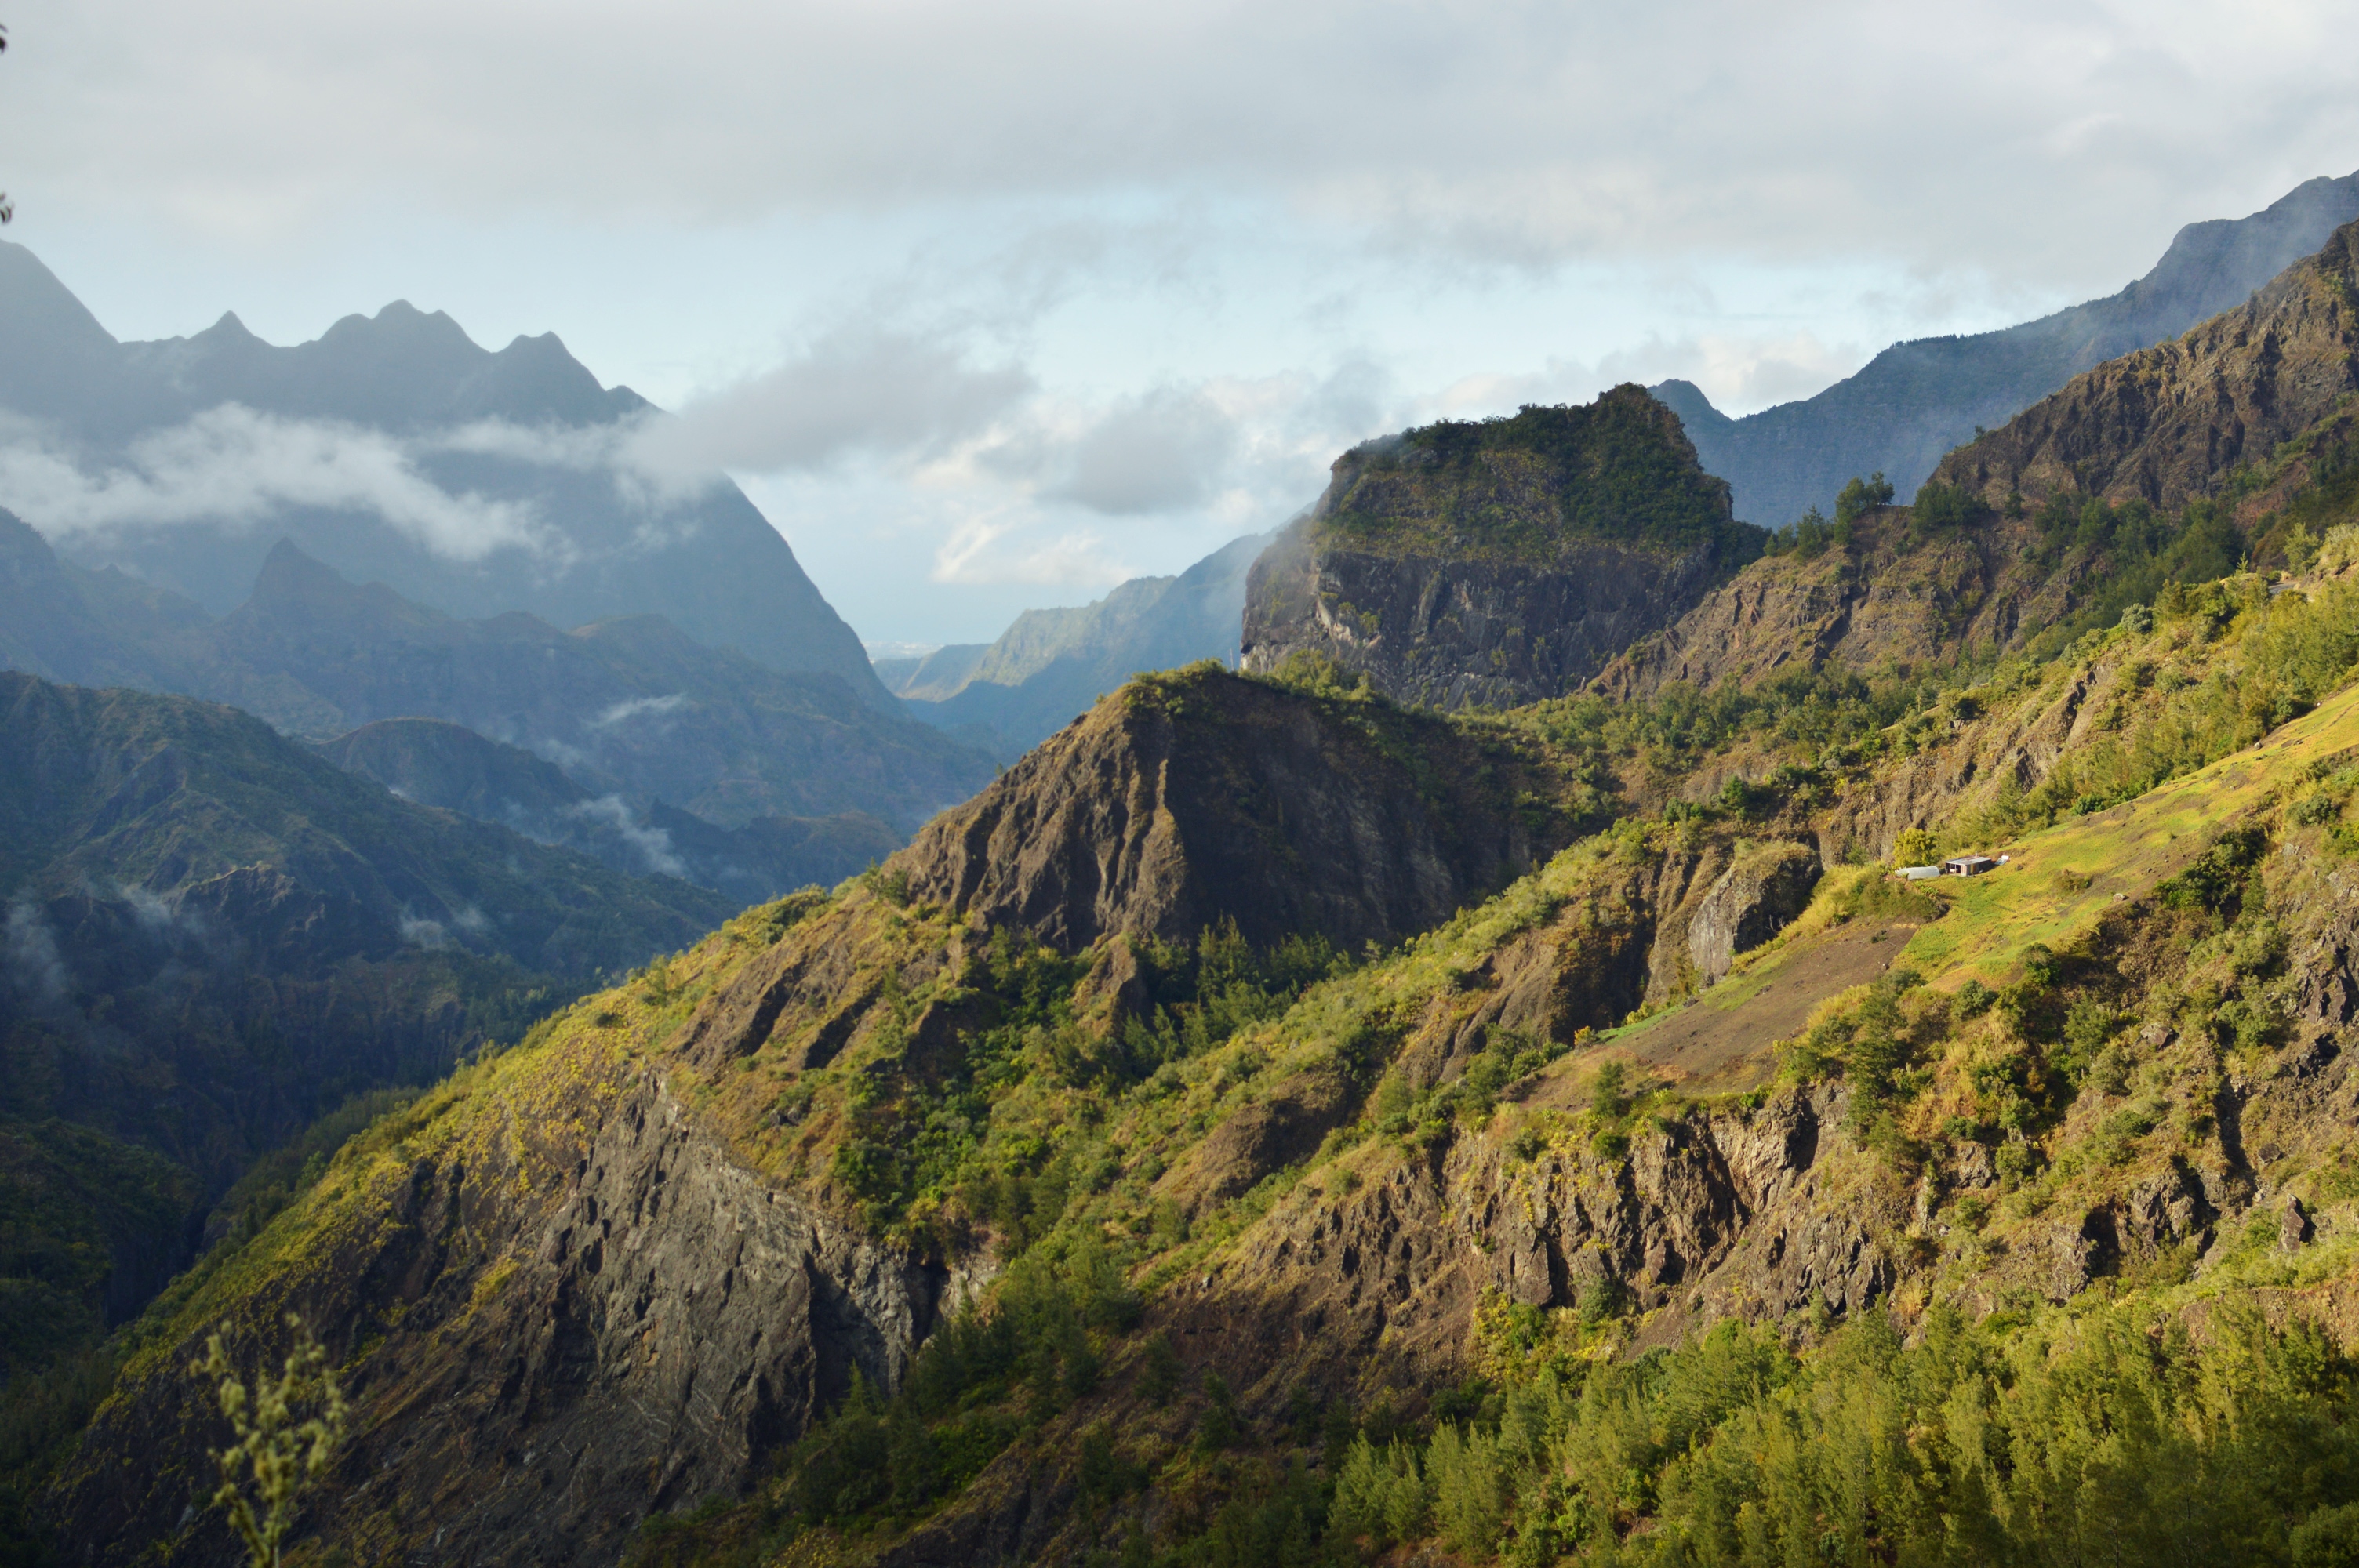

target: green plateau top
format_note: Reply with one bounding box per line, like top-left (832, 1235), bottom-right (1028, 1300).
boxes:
top-left (1315, 383), bottom-right (1760, 564)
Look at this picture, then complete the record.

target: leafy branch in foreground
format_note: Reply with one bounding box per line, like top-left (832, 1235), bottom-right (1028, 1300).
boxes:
top-left (192, 1316), bottom-right (349, 1568)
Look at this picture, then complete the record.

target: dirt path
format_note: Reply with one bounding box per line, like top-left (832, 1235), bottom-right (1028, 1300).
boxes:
top-left (1528, 916), bottom-right (1921, 1107)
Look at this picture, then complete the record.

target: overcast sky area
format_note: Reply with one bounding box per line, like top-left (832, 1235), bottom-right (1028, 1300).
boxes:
top-left (5, 0), bottom-right (2359, 644)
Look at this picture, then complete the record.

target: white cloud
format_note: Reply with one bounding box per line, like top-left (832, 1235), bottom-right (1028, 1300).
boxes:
top-left (11, 0), bottom-right (2357, 294)
top-left (0, 405), bottom-right (556, 560)
top-left (562, 794), bottom-right (686, 880)
top-left (624, 327), bottom-right (1034, 482)
top-left (587, 694), bottom-right (686, 730)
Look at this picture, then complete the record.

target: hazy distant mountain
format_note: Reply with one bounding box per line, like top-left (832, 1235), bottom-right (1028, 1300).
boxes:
top-left (0, 510), bottom-right (994, 836)
top-left (0, 242), bottom-right (892, 705)
top-left (1654, 170), bottom-right (2359, 524)
top-left (317, 717), bottom-right (899, 902)
top-left (895, 531), bottom-right (1270, 754)
top-left (0, 670), bottom-right (732, 1367)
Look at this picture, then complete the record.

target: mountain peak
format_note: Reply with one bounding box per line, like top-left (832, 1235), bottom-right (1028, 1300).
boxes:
top-left (241, 539), bottom-right (443, 632)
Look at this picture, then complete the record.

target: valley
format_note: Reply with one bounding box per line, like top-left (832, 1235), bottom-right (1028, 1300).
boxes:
top-left (6, 186), bottom-right (2359, 1568)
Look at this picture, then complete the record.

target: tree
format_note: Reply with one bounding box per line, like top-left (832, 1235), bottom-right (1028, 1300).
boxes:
top-left (1835, 471), bottom-right (1896, 526)
top-left (191, 1317), bottom-right (349, 1568)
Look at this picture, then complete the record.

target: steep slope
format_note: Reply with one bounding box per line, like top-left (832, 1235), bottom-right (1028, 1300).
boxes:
top-left (0, 244), bottom-right (889, 701)
top-left (49, 463), bottom-right (2359, 1568)
top-left (894, 666), bottom-right (1600, 953)
top-left (34, 664), bottom-right (1609, 1564)
top-left (1587, 505), bottom-right (2074, 702)
top-left (1655, 170), bottom-right (2359, 522)
top-left (318, 717), bottom-right (899, 901)
top-left (37, 558), bottom-right (2359, 1555)
top-left (1241, 387), bottom-right (1761, 709)
top-left (900, 533), bottom-right (1271, 757)
top-left (1933, 216), bottom-right (2359, 512)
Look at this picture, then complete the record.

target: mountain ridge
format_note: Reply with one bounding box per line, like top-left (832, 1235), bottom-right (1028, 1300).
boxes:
top-left (1655, 169), bottom-right (2359, 523)
top-left (0, 242), bottom-right (890, 702)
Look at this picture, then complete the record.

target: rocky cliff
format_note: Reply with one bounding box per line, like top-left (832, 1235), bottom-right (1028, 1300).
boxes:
top-left (891, 665), bottom-right (1598, 953)
top-left (1240, 387), bottom-right (1761, 709)
top-left (1932, 216), bottom-right (2359, 512)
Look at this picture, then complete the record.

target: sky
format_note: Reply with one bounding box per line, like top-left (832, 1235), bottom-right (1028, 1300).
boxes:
top-left (3, 0), bottom-right (2358, 645)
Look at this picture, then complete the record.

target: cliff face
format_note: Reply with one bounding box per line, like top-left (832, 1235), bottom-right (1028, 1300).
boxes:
top-left (1240, 387), bottom-right (1759, 710)
top-left (49, 967), bottom-right (980, 1568)
top-left (891, 666), bottom-right (1596, 953)
top-left (1932, 217), bottom-right (2359, 511)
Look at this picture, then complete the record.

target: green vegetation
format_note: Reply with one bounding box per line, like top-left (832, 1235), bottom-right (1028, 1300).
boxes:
top-left (1322, 389), bottom-right (1761, 562)
top-left (191, 1319), bottom-right (347, 1568)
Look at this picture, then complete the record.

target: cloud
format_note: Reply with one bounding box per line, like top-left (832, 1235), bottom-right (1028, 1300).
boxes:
top-left (626, 327), bottom-right (1034, 481)
top-left (15, 1), bottom-right (2359, 293)
top-left (1041, 387), bottom-right (1240, 516)
top-left (397, 912), bottom-right (451, 949)
top-left (3, 898), bottom-right (68, 1004)
top-left (587, 694), bottom-right (686, 730)
top-left (562, 795), bottom-right (686, 880)
top-left (0, 405), bottom-right (557, 560)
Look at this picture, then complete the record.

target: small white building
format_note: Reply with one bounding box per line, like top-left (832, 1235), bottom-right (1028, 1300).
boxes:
top-left (1942, 854), bottom-right (2000, 877)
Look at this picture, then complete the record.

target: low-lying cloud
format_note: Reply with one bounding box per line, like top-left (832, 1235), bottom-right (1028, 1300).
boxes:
top-left (0, 405), bottom-right (557, 560)
top-left (563, 795), bottom-right (686, 880)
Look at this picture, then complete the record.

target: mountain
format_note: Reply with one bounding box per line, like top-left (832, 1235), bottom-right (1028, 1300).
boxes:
top-left (0, 517), bottom-right (997, 835)
top-left (892, 532), bottom-right (1271, 756)
top-left (1654, 169), bottom-right (2359, 524)
top-left (205, 541), bottom-right (995, 829)
top-left (1932, 216), bottom-right (2359, 514)
top-left (896, 663), bottom-right (1600, 953)
top-left (0, 242), bottom-right (893, 704)
top-left (50, 517), bottom-right (2359, 1563)
top-left (0, 671), bottom-right (732, 1385)
top-left (317, 717), bottom-right (900, 902)
top-left (1241, 385), bottom-right (1761, 708)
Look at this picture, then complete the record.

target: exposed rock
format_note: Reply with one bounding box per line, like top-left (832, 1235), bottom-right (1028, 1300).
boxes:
top-left (1239, 387), bottom-right (1760, 709)
top-left (2282, 1193), bottom-right (2315, 1251)
top-left (1590, 507), bottom-right (2077, 706)
top-left (1687, 840), bottom-right (1823, 984)
top-left (1932, 217), bottom-right (2359, 513)
top-left (892, 666), bottom-right (1592, 954)
top-left (49, 1072), bottom-right (977, 1568)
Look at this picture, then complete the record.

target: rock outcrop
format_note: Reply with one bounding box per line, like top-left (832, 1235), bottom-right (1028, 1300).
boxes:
top-left (51, 1051), bottom-right (975, 1568)
top-left (1932, 217), bottom-right (2359, 512)
top-left (1240, 387), bottom-right (1761, 709)
top-left (1688, 840), bottom-right (1823, 983)
top-left (892, 666), bottom-right (1595, 953)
